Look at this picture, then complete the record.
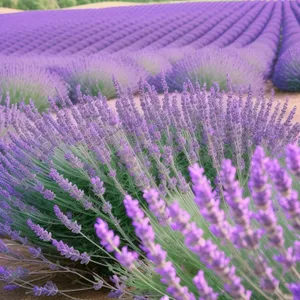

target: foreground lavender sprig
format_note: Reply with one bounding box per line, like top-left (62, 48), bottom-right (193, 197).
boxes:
top-left (54, 205), bottom-right (81, 234)
top-left (220, 159), bottom-right (261, 249)
top-left (33, 281), bottom-right (58, 297)
top-left (124, 195), bottom-right (195, 300)
top-left (286, 144), bottom-right (300, 179)
top-left (168, 201), bottom-right (251, 300)
top-left (27, 219), bottom-right (90, 265)
top-left (94, 218), bottom-right (138, 270)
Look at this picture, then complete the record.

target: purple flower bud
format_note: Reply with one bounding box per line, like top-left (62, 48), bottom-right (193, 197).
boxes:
top-left (52, 239), bottom-right (90, 265)
top-left (91, 176), bottom-right (106, 195)
top-left (193, 271), bottom-right (218, 300)
top-left (260, 268), bottom-right (279, 293)
top-left (4, 284), bottom-right (19, 291)
top-left (94, 218), bottom-right (120, 252)
top-left (28, 247), bottom-right (43, 259)
top-left (49, 168), bottom-right (84, 201)
top-left (143, 189), bottom-right (170, 226)
top-left (286, 144), bottom-right (300, 178)
top-left (33, 281), bottom-right (58, 297)
top-left (43, 189), bottom-right (55, 201)
top-left (54, 205), bottom-right (81, 234)
top-left (65, 151), bottom-right (84, 169)
top-left (93, 280), bottom-right (103, 291)
top-left (287, 282), bottom-right (300, 300)
top-left (27, 219), bottom-right (52, 242)
top-left (115, 246), bottom-right (139, 270)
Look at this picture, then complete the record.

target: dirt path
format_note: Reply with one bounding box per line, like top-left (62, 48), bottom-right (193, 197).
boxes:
top-left (0, 7), bottom-right (22, 14)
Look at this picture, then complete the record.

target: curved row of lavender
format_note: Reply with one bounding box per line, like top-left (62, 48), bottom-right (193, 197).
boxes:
top-left (0, 75), bottom-right (299, 298)
top-left (0, 1), bottom-right (289, 109)
top-left (272, 1), bottom-right (300, 92)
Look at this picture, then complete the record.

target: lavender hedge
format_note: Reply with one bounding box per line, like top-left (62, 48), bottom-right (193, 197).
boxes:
top-left (0, 78), bottom-right (299, 298)
top-left (0, 62), bottom-right (69, 111)
top-left (272, 1), bottom-right (300, 92)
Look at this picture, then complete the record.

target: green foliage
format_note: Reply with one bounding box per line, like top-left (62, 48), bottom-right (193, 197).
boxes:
top-left (57, 0), bottom-right (77, 8)
top-left (17, 0), bottom-right (59, 10)
top-left (2, 0), bottom-right (19, 8)
top-left (76, 0), bottom-right (89, 4)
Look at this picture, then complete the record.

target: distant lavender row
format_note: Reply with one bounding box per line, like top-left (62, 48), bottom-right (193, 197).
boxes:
top-left (0, 2), bottom-right (281, 56)
top-left (272, 1), bottom-right (300, 92)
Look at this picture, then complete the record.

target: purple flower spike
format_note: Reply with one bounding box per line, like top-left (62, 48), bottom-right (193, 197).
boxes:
top-left (116, 246), bottom-right (139, 270)
top-left (169, 201), bottom-right (250, 300)
top-left (267, 159), bottom-right (293, 197)
top-left (123, 195), bottom-right (194, 300)
top-left (52, 239), bottom-right (90, 265)
top-left (0, 266), bottom-right (28, 282)
top-left (286, 144), bottom-right (300, 178)
top-left (143, 189), bottom-right (170, 226)
top-left (4, 284), bottom-right (19, 291)
top-left (287, 282), bottom-right (300, 300)
top-left (267, 156), bottom-right (300, 231)
top-left (54, 205), bottom-right (81, 234)
top-left (33, 281), bottom-right (58, 297)
top-left (193, 270), bottom-right (218, 300)
top-left (42, 189), bottom-right (55, 201)
top-left (91, 176), bottom-right (106, 195)
top-left (249, 147), bottom-right (272, 210)
top-left (220, 159), bottom-right (260, 249)
top-left (27, 219), bottom-right (52, 242)
top-left (250, 148), bottom-right (285, 249)
top-left (94, 218), bottom-right (120, 252)
top-left (189, 163), bottom-right (233, 241)
top-left (49, 168), bottom-right (84, 201)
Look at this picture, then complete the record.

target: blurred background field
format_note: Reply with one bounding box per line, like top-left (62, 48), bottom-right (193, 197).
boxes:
top-left (0, 0), bottom-right (243, 11)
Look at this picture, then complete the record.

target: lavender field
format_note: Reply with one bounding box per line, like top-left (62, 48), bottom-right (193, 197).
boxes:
top-left (0, 1), bottom-right (300, 300)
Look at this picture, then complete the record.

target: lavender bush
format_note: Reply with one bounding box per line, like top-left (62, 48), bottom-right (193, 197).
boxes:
top-left (0, 77), bottom-right (299, 298)
top-left (0, 63), bottom-right (69, 111)
top-left (272, 1), bottom-right (300, 91)
top-left (273, 43), bottom-right (300, 92)
top-left (167, 48), bottom-right (265, 93)
top-left (64, 56), bottom-right (145, 101)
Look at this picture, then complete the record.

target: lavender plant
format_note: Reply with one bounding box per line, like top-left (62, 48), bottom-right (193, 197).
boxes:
top-left (64, 56), bottom-right (146, 101)
top-left (0, 79), bottom-right (299, 298)
top-left (0, 63), bottom-right (69, 111)
top-left (167, 48), bottom-right (265, 93)
top-left (273, 42), bottom-right (300, 92)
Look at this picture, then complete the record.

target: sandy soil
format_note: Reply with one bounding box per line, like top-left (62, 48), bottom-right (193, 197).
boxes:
top-left (0, 7), bottom-right (22, 14)
top-left (66, 1), bottom-right (149, 9)
top-left (265, 82), bottom-right (300, 123)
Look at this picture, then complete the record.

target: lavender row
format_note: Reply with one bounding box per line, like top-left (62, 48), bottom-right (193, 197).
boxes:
top-left (272, 1), bottom-right (300, 91)
top-left (0, 2), bottom-right (280, 56)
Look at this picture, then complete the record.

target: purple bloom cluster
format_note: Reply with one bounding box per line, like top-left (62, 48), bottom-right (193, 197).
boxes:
top-left (94, 218), bottom-right (138, 270)
top-left (33, 281), bottom-right (58, 297)
top-left (54, 205), bottom-right (81, 234)
top-left (52, 240), bottom-right (90, 265)
top-left (123, 195), bottom-right (195, 300)
top-left (27, 219), bottom-right (52, 242)
top-left (90, 177), bottom-right (105, 196)
top-left (168, 201), bottom-right (251, 300)
top-left (220, 159), bottom-right (261, 249)
top-left (90, 144), bottom-right (300, 299)
top-left (250, 148), bottom-right (285, 249)
top-left (189, 164), bottom-right (233, 241)
top-left (49, 168), bottom-right (84, 201)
